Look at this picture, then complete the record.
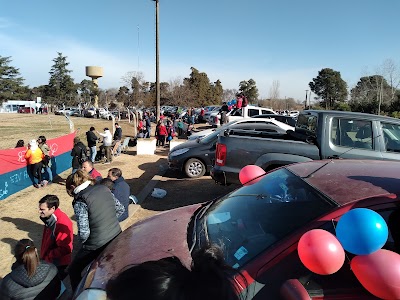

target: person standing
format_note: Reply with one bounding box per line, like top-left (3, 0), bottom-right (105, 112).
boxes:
top-left (38, 135), bottom-right (52, 185)
top-left (0, 239), bottom-right (61, 300)
top-left (158, 120), bottom-right (168, 147)
top-left (219, 102), bottom-right (229, 126)
top-left (144, 112), bottom-right (152, 138)
top-left (66, 170), bottom-right (122, 291)
top-left (86, 126), bottom-right (98, 162)
top-left (70, 137), bottom-right (87, 174)
top-left (25, 139), bottom-right (44, 188)
top-left (107, 168), bottom-right (130, 222)
top-left (98, 127), bottom-right (113, 164)
top-left (112, 123), bottom-right (122, 156)
top-left (39, 194), bottom-right (73, 280)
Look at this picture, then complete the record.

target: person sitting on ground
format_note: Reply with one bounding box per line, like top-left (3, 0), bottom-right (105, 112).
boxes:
top-left (39, 194), bottom-right (73, 280)
top-left (81, 159), bottom-right (103, 182)
top-left (99, 178), bottom-right (127, 222)
top-left (107, 168), bottom-right (130, 222)
top-left (0, 239), bottom-right (61, 300)
top-left (106, 244), bottom-right (245, 300)
top-left (15, 139), bottom-right (25, 148)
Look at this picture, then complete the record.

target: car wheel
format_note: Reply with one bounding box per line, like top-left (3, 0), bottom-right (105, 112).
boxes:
top-left (185, 158), bottom-right (206, 178)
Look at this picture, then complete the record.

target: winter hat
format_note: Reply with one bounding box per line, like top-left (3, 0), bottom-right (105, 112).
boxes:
top-left (29, 139), bottom-right (38, 151)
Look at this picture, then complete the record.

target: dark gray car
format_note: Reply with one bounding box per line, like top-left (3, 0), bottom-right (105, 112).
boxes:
top-left (168, 122), bottom-right (288, 178)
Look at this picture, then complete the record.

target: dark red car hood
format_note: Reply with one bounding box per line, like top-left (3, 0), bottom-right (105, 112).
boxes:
top-left (88, 203), bottom-right (202, 290)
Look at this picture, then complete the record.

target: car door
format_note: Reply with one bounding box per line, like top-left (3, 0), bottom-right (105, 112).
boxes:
top-left (379, 122), bottom-right (400, 161)
top-left (323, 117), bottom-right (384, 160)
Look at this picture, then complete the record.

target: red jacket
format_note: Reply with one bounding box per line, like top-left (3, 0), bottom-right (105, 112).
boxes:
top-left (40, 208), bottom-right (73, 267)
top-left (158, 125), bottom-right (168, 136)
top-left (89, 168), bottom-right (103, 181)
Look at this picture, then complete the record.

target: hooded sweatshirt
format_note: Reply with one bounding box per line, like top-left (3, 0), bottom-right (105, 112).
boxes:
top-left (98, 130), bottom-right (112, 146)
top-left (25, 140), bottom-right (44, 165)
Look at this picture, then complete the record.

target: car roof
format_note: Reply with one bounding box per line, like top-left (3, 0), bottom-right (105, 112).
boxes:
top-left (287, 159), bottom-right (400, 205)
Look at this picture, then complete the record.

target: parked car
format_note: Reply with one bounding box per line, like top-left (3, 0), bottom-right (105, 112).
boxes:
top-left (54, 107), bottom-right (77, 116)
top-left (208, 105), bottom-right (276, 127)
top-left (212, 110), bottom-right (400, 185)
top-left (17, 106), bottom-right (35, 113)
top-left (252, 114), bottom-right (297, 127)
top-left (169, 120), bottom-right (292, 178)
top-left (72, 159), bottom-right (400, 299)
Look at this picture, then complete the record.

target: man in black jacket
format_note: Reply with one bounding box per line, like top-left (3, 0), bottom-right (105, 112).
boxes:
top-left (112, 123), bottom-right (122, 157)
top-left (70, 137), bottom-right (87, 174)
top-left (86, 126), bottom-right (98, 162)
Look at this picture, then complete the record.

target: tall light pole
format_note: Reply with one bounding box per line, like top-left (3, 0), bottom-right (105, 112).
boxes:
top-left (152, 0), bottom-right (160, 122)
top-left (305, 90), bottom-right (309, 109)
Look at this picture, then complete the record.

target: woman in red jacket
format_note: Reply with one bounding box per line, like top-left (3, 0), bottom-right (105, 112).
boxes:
top-left (157, 121), bottom-right (168, 147)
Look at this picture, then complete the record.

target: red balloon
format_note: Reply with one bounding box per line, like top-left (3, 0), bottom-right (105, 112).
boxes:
top-left (351, 249), bottom-right (400, 299)
top-left (298, 229), bottom-right (345, 275)
top-left (239, 165), bottom-right (265, 185)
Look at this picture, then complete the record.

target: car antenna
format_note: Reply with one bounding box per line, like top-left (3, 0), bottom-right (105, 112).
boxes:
top-left (303, 133), bottom-right (382, 179)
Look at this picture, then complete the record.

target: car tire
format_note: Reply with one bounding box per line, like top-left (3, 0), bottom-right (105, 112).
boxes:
top-left (185, 158), bottom-right (206, 178)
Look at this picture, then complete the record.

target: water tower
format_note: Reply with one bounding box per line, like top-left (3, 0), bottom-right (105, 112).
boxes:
top-left (85, 66), bottom-right (103, 108)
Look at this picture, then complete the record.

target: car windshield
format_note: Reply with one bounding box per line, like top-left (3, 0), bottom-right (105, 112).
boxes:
top-left (199, 168), bottom-right (335, 269)
top-left (199, 121), bottom-right (237, 143)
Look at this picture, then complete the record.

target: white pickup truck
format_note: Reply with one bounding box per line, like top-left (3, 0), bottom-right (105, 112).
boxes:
top-left (208, 105), bottom-right (276, 127)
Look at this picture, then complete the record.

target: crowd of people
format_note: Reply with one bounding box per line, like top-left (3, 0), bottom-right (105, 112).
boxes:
top-left (2, 111), bottom-right (250, 299)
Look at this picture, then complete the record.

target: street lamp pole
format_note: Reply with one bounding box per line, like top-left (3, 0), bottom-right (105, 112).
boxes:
top-left (153, 0), bottom-right (160, 122)
top-left (305, 90), bottom-right (309, 109)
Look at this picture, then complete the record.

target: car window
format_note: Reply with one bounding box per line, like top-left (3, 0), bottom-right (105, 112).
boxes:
top-left (248, 108), bottom-right (260, 117)
top-left (202, 168), bottom-right (335, 269)
top-left (331, 118), bottom-right (373, 149)
top-left (296, 114), bottom-right (317, 134)
top-left (382, 122), bottom-right (400, 153)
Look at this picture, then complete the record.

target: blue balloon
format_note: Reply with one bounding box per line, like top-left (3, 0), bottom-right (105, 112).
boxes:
top-left (227, 101), bottom-right (232, 106)
top-left (336, 208), bottom-right (388, 255)
top-left (232, 99), bottom-right (237, 104)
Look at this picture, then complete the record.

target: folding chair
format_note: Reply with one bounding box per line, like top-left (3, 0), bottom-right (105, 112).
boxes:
top-left (120, 137), bottom-right (131, 153)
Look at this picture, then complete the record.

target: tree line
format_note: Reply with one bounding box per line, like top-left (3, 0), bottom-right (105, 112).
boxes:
top-left (1, 53), bottom-right (400, 116)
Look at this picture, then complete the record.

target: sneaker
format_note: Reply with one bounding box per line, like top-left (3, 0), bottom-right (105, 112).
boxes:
top-left (41, 180), bottom-right (48, 187)
top-left (34, 184), bottom-right (40, 188)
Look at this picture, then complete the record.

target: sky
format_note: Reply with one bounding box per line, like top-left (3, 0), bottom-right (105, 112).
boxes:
top-left (1, 0), bottom-right (399, 101)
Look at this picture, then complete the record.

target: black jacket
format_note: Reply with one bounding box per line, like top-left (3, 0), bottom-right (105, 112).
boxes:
top-left (0, 261), bottom-right (60, 300)
top-left (113, 127), bottom-right (122, 141)
top-left (70, 141), bottom-right (87, 169)
top-left (86, 130), bottom-right (98, 147)
top-left (74, 184), bottom-right (122, 250)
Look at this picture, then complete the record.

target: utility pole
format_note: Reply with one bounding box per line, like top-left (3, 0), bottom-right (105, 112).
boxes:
top-left (305, 90), bottom-right (309, 109)
top-left (152, 0), bottom-right (160, 122)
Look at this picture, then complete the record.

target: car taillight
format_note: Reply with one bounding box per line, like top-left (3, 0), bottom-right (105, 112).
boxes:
top-left (215, 143), bottom-right (226, 166)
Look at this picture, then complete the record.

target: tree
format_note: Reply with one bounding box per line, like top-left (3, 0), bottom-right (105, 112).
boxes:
top-left (184, 67), bottom-right (213, 105)
top-left (79, 79), bottom-right (96, 105)
top-left (269, 80), bottom-right (280, 102)
top-left (0, 56), bottom-right (27, 103)
top-left (45, 52), bottom-right (76, 106)
top-left (239, 79), bottom-right (259, 103)
top-left (350, 75), bottom-right (391, 114)
top-left (309, 68), bottom-right (348, 110)
top-left (222, 88), bottom-right (238, 103)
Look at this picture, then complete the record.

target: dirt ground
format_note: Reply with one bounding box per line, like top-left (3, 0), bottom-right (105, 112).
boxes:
top-left (0, 114), bottom-right (238, 291)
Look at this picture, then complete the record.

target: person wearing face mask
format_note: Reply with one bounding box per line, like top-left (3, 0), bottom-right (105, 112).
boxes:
top-left (38, 194), bottom-right (73, 280)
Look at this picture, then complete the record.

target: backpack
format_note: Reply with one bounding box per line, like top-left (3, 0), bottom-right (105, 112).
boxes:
top-left (78, 146), bottom-right (88, 164)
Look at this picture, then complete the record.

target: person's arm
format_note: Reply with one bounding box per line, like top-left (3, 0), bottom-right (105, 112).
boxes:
top-left (47, 223), bottom-right (73, 261)
top-left (98, 131), bottom-right (106, 137)
top-left (73, 201), bottom-right (90, 243)
top-left (113, 195), bottom-right (125, 219)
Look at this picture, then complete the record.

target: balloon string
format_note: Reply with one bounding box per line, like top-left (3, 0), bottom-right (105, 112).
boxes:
top-left (331, 219), bottom-right (352, 267)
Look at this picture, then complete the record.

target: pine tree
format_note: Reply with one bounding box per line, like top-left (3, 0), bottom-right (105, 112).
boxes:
top-left (0, 56), bottom-right (27, 103)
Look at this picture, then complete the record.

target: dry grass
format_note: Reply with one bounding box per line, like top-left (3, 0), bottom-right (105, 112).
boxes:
top-left (0, 114), bottom-right (137, 150)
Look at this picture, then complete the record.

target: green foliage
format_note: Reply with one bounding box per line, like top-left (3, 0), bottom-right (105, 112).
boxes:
top-left (239, 79), bottom-right (259, 103)
top-left (334, 102), bottom-right (351, 111)
top-left (390, 111), bottom-right (400, 119)
top-left (45, 52), bottom-right (76, 106)
top-left (309, 68), bottom-right (348, 109)
top-left (0, 56), bottom-right (27, 103)
top-left (79, 79), bottom-right (96, 104)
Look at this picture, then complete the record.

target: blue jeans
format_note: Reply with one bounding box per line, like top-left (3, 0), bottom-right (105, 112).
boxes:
top-left (44, 166), bottom-right (53, 182)
top-left (90, 146), bottom-right (97, 162)
top-left (145, 126), bottom-right (151, 138)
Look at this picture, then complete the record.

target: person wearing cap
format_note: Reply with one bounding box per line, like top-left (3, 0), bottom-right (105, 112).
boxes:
top-left (25, 139), bottom-right (45, 188)
top-left (98, 127), bottom-right (113, 164)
